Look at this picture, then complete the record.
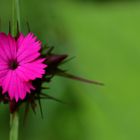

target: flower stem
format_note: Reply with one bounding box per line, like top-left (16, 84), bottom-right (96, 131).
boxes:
top-left (10, 112), bottom-right (19, 140)
top-left (12, 0), bottom-right (21, 37)
top-left (10, 0), bottom-right (21, 139)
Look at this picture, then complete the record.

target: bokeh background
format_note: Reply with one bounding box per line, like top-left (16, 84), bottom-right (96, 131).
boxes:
top-left (0, 0), bottom-right (140, 140)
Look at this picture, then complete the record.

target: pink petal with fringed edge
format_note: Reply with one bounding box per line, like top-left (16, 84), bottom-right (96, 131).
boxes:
top-left (17, 33), bottom-right (41, 57)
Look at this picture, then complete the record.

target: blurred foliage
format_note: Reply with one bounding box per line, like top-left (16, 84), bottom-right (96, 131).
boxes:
top-left (76, 0), bottom-right (140, 2)
top-left (0, 0), bottom-right (140, 140)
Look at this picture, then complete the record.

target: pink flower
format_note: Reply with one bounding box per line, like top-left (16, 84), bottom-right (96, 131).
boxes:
top-left (0, 32), bottom-right (47, 101)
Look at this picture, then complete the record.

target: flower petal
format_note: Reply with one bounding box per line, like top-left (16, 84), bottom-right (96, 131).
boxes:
top-left (17, 33), bottom-right (41, 63)
top-left (0, 33), bottom-right (17, 61)
top-left (2, 70), bottom-right (35, 101)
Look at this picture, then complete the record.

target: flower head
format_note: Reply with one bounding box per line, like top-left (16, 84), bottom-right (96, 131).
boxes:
top-left (0, 32), bottom-right (47, 101)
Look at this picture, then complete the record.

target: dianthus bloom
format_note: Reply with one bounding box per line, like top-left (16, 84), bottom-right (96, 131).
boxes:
top-left (0, 33), bottom-right (47, 101)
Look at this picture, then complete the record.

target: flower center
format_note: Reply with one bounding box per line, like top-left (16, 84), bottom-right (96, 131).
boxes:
top-left (9, 60), bottom-right (19, 70)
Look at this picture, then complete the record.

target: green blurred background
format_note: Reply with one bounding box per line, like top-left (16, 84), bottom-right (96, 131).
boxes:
top-left (0, 0), bottom-right (140, 140)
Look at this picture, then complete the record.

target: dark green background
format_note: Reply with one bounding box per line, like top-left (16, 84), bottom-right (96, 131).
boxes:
top-left (0, 0), bottom-right (140, 140)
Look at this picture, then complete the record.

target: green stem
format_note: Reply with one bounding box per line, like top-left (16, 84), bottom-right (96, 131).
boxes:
top-left (10, 0), bottom-right (21, 140)
top-left (12, 0), bottom-right (21, 37)
top-left (10, 112), bottom-right (19, 140)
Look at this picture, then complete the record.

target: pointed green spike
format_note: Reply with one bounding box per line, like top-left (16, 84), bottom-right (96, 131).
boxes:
top-left (9, 21), bottom-right (11, 34)
top-left (23, 102), bottom-right (30, 125)
top-left (0, 18), bottom-right (2, 32)
top-left (37, 94), bottom-right (44, 119)
top-left (57, 69), bottom-right (104, 86)
top-left (26, 22), bottom-right (31, 33)
top-left (39, 93), bottom-right (66, 104)
top-left (30, 101), bottom-right (37, 115)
